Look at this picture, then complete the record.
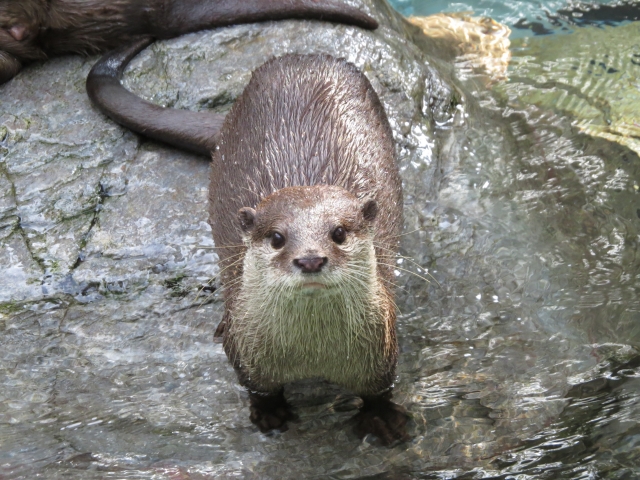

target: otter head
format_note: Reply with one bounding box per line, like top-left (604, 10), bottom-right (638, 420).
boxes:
top-left (237, 185), bottom-right (378, 294)
top-left (231, 185), bottom-right (390, 386)
top-left (0, 0), bottom-right (48, 81)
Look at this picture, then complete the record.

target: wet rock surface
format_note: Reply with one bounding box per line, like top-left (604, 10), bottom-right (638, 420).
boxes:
top-left (1, 0), bottom-right (640, 478)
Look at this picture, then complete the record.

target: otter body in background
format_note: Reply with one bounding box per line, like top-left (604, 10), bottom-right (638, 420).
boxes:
top-left (86, 27), bottom-right (408, 444)
top-left (0, 0), bottom-right (377, 84)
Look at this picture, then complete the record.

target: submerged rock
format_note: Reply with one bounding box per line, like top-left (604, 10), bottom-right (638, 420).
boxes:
top-left (498, 21), bottom-right (640, 156)
top-left (409, 13), bottom-right (511, 81)
top-left (0, 0), bottom-right (459, 476)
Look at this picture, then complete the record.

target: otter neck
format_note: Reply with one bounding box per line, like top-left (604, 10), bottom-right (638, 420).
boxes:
top-left (230, 244), bottom-right (393, 394)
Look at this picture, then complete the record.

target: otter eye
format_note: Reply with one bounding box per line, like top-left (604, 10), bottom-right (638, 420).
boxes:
top-left (270, 232), bottom-right (286, 249)
top-left (332, 227), bottom-right (346, 244)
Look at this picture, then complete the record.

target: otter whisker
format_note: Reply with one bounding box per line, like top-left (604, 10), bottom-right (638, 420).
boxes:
top-left (373, 242), bottom-right (440, 285)
top-left (382, 227), bottom-right (430, 240)
top-left (376, 261), bottom-right (438, 286)
top-left (188, 275), bottom-right (242, 314)
top-left (343, 268), bottom-right (411, 297)
top-left (189, 255), bottom-right (245, 305)
top-left (199, 243), bottom-right (246, 250)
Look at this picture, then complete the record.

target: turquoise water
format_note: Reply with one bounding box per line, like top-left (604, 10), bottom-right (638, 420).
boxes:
top-left (389, 0), bottom-right (636, 36)
top-left (389, 0), bottom-right (570, 22)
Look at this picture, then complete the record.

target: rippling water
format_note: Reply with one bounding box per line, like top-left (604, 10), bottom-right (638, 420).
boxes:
top-left (2, 2), bottom-right (640, 479)
top-left (387, 0), bottom-right (640, 477)
top-left (396, 95), bottom-right (640, 477)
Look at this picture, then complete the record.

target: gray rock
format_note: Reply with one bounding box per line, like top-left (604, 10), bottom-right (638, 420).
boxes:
top-left (0, 0), bottom-right (452, 313)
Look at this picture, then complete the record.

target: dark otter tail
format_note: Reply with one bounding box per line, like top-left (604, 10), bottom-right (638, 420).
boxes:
top-left (86, 37), bottom-right (224, 157)
top-left (158, 0), bottom-right (378, 37)
top-left (86, 1), bottom-right (378, 157)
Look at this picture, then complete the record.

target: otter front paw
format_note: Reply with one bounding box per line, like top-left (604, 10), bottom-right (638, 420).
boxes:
top-left (249, 389), bottom-right (296, 433)
top-left (353, 394), bottom-right (411, 445)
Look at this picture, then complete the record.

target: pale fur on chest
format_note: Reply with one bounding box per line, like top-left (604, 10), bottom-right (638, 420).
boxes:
top-left (228, 245), bottom-right (393, 395)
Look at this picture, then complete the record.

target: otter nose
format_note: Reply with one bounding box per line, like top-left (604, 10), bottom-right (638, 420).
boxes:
top-left (293, 256), bottom-right (328, 273)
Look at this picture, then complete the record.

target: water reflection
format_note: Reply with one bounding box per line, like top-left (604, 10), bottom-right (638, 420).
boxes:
top-left (494, 355), bottom-right (640, 478)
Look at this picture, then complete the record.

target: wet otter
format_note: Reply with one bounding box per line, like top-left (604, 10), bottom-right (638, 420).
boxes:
top-left (0, 0), bottom-right (377, 84)
top-left (87, 40), bottom-right (408, 444)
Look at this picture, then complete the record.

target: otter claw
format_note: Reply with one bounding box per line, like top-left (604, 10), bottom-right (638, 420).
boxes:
top-left (249, 390), bottom-right (297, 433)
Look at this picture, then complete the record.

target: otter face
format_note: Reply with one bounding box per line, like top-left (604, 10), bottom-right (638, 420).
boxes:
top-left (230, 185), bottom-right (390, 390)
top-left (0, 0), bottom-right (46, 61)
top-left (237, 185), bottom-right (378, 294)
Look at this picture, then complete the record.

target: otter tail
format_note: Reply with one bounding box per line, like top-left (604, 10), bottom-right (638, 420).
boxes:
top-left (86, 1), bottom-right (377, 157)
top-left (86, 37), bottom-right (223, 157)
top-left (157, 0), bottom-right (378, 37)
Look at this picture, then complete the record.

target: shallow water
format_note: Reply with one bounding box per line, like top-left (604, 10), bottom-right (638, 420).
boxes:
top-left (389, 0), bottom-right (640, 475)
top-left (1, 2), bottom-right (640, 479)
top-left (396, 88), bottom-right (640, 477)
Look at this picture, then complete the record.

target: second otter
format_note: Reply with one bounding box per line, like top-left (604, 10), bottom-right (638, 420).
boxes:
top-left (87, 43), bottom-right (408, 444)
top-left (0, 0), bottom-right (377, 84)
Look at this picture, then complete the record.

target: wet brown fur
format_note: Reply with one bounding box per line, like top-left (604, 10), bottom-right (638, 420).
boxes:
top-left (0, 0), bottom-right (148, 83)
top-left (208, 56), bottom-right (407, 442)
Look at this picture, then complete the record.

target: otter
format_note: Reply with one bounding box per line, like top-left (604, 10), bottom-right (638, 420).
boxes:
top-left (86, 40), bottom-right (409, 444)
top-left (0, 0), bottom-right (377, 84)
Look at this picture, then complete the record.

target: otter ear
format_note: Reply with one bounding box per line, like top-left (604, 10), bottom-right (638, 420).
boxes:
top-left (238, 207), bottom-right (257, 233)
top-left (361, 199), bottom-right (378, 223)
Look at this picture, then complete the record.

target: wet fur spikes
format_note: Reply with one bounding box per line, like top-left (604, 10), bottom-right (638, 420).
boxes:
top-left (206, 56), bottom-right (406, 443)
